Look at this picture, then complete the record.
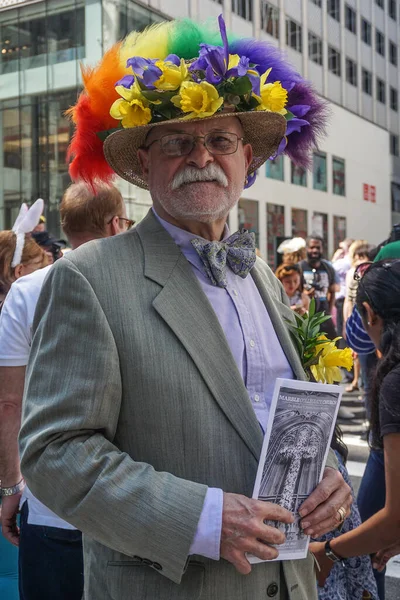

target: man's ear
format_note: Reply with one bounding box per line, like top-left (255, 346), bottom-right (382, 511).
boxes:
top-left (243, 143), bottom-right (253, 172)
top-left (137, 148), bottom-right (150, 182)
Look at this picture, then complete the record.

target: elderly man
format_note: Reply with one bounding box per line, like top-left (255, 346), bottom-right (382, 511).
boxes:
top-left (19, 16), bottom-right (351, 600)
top-left (0, 183), bottom-right (131, 600)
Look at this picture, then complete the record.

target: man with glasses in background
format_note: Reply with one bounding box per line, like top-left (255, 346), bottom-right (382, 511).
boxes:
top-left (0, 182), bottom-right (129, 600)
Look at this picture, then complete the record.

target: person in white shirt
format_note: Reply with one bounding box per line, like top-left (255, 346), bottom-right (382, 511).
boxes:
top-left (0, 182), bottom-right (132, 600)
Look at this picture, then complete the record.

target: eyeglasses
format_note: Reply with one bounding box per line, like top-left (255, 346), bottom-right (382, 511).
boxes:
top-left (107, 216), bottom-right (135, 230)
top-left (145, 132), bottom-right (244, 157)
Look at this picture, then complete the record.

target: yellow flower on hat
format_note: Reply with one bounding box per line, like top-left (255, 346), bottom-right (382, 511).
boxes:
top-left (310, 335), bottom-right (353, 384)
top-left (171, 81), bottom-right (224, 120)
top-left (110, 81), bottom-right (152, 127)
top-left (254, 68), bottom-right (288, 114)
top-left (154, 58), bottom-right (188, 91)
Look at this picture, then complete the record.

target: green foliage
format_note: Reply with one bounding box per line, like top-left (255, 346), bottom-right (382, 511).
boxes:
top-left (285, 299), bottom-right (332, 376)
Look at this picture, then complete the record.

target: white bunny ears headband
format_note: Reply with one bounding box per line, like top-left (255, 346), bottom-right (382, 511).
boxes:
top-left (277, 237), bottom-right (306, 254)
top-left (11, 199), bottom-right (44, 268)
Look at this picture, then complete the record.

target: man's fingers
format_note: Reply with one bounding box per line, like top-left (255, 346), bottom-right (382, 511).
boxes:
top-left (301, 490), bottom-right (352, 535)
top-left (260, 502), bottom-right (294, 524)
top-left (2, 521), bottom-right (20, 547)
top-left (299, 468), bottom-right (348, 518)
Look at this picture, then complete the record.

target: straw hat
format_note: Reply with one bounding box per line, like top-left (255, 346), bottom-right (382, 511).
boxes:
top-left (67, 15), bottom-right (329, 190)
top-left (103, 111), bottom-right (286, 190)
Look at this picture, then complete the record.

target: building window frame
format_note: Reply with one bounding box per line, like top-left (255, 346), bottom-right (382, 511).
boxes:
top-left (390, 134), bottom-right (399, 156)
top-left (389, 41), bottom-right (398, 66)
top-left (389, 0), bottom-right (397, 20)
top-left (390, 87), bottom-right (398, 111)
top-left (376, 29), bottom-right (385, 57)
top-left (313, 151), bottom-right (328, 192)
top-left (377, 77), bottom-right (386, 103)
top-left (362, 68), bottom-right (372, 95)
top-left (346, 57), bottom-right (357, 86)
top-left (328, 46), bottom-right (341, 76)
top-left (308, 31), bottom-right (323, 65)
top-left (232, 0), bottom-right (253, 21)
top-left (345, 4), bottom-right (357, 33)
top-left (361, 18), bottom-right (372, 45)
top-left (261, 1), bottom-right (279, 39)
top-left (327, 0), bottom-right (341, 21)
top-left (286, 18), bottom-right (302, 52)
top-left (332, 157), bottom-right (346, 196)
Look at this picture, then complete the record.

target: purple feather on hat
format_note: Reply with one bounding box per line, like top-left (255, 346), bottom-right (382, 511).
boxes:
top-left (229, 37), bottom-right (330, 168)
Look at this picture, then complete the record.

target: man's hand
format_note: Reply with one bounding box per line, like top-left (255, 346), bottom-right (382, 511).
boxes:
top-left (220, 492), bottom-right (294, 575)
top-left (298, 467), bottom-right (352, 538)
top-left (1, 493), bottom-right (22, 546)
top-left (372, 542), bottom-right (400, 572)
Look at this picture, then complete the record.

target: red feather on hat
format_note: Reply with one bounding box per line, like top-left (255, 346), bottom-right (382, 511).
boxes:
top-left (66, 43), bottom-right (127, 187)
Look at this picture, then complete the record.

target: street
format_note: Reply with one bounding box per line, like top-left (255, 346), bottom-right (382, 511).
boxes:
top-left (338, 388), bottom-right (400, 600)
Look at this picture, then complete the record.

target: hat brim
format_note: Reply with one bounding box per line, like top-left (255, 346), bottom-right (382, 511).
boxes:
top-left (103, 111), bottom-right (287, 190)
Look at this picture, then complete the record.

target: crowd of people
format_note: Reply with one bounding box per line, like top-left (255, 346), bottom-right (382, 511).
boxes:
top-left (1, 12), bottom-right (400, 600)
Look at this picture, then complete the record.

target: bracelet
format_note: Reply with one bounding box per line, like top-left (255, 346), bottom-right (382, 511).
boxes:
top-left (0, 478), bottom-right (25, 497)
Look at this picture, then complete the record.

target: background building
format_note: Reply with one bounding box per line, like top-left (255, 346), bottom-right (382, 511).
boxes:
top-left (0, 0), bottom-right (398, 262)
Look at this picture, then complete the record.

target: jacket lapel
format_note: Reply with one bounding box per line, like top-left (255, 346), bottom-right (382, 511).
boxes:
top-left (137, 211), bottom-right (263, 460)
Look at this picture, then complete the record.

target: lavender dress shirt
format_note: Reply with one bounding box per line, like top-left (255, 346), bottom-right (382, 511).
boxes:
top-left (154, 210), bottom-right (294, 560)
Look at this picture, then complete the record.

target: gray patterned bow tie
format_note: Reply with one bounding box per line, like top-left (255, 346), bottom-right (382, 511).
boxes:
top-left (191, 229), bottom-right (256, 288)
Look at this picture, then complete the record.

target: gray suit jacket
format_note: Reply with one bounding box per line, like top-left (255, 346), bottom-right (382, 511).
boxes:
top-left (20, 210), bottom-right (335, 600)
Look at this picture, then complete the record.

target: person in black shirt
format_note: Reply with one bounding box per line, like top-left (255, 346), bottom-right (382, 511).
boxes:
top-left (310, 259), bottom-right (400, 588)
top-left (299, 236), bottom-right (339, 340)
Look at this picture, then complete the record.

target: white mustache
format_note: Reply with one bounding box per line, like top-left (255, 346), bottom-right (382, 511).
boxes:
top-left (171, 164), bottom-right (228, 190)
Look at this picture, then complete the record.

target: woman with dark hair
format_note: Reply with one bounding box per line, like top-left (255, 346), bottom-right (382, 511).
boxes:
top-left (310, 259), bottom-right (400, 592)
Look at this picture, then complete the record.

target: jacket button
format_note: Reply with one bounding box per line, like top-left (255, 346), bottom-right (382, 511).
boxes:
top-left (267, 582), bottom-right (279, 597)
top-left (142, 558), bottom-right (153, 566)
top-left (153, 562), bottom-right (162, 571)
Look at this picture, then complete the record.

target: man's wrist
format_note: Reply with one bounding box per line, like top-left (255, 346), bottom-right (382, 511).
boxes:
top-left (0, 477), bottom-right (25, 497)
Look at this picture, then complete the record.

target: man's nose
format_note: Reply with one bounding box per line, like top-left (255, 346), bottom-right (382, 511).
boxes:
top-left (186, 139), bottom-right (214, 169)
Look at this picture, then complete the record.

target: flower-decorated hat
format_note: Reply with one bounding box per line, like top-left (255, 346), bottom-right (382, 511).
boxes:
top-left (67, 15), bottom-right (329, 190)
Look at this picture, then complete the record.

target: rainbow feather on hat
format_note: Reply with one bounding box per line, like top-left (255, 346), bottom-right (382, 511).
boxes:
top-left (67, 15), bottom-right (329, 187)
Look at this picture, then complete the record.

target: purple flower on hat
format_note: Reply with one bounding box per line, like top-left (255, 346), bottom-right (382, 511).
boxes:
top-left (116, 75), bottom-right (135, 88)
top-left (244, 171), bottom-right (257, 188)
top-left (190, 15), bottom-right (257, 89)
top-left (126, 57), bottom-right (162, 89)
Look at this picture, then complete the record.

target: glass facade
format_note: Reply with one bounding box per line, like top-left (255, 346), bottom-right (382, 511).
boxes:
top-left (311, 211), bottom-right (328, 248)
top-left (291, 161), bottom-right (307, 186)
top-left (332, 157), bottom-right (345, 196)
top-left (266, 156), bottom-right (284, 181)
top-left (313, 152), bottom-right (327, 191)
top-left (118, 0), bottom-right (164, 38)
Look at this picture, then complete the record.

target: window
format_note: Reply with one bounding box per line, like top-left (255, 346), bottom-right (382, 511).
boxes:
top-left (232, 0), bottom-right (253, 21)
top-left (389, 41), bottom-right (398, 65)
top-left (238, 199), bottom-right (259, 247)
top-left (346, 57), bottom-right (357, 86)
top-left (361, 19), bottom-right (372, 45)
top-left (375, 0), bottom-right (384, 7)
top-left (332, 157), bottom-right (345, 196)
top-left (389, 0), bottom-right (397, 20)
top-left (392, 182), bottom-right (400, 212)
top-left (291, 162), bottom-right (307, 186)
top-left (312, 212), bottom-right (328, 247)
top-left (377, 78), bottom-right (386, 103)
top-left (327, 0), bottom-right (340, 21)
top-left (119, 3), bottom-right (164, 37)
top-left (266, 203), bottom-right (285, 268)
top-left (362, 68), bottom-right (372, 95)
top-left (345, 5), bottom-right (356, 33)
top-left (333, 216), bottom-right (347, 252)
top-left (390, 134), bottom-right (399, 156)
top-left (310, 0), bottom-right (322, 6)
top-left (328, 46), bottom-right (341, 76)
top-left (313, 152), bottom-right (327, 192)
top-left (286, 19), bottom-right (302, 52)
top-left (376, 30), bottom-right (385, 56)
top-left (261, 1), bottom-right (279, 39)
top-left (390, 87), bottom-right (398, 111)
top-left (0, 5), bottom-right (85, 74)
top-left (308, 32), bottom-right (323, 65)
top-left (292, 208), bottom-right (308, 239)
top-left (266, 156), bottom-right (284, 181)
